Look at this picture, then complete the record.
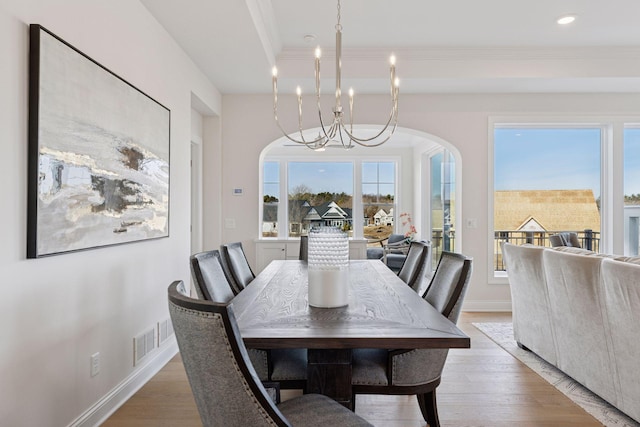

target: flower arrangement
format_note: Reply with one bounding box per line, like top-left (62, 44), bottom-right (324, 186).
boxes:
top-left (399, 212), bottom-right (417, 241)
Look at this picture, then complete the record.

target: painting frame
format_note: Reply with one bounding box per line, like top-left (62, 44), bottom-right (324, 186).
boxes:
top-left (28, 24), bottom-right (171, 258)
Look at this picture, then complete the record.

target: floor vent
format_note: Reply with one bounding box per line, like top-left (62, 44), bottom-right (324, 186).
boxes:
top-left (134, 327), bottom-right (156, 366)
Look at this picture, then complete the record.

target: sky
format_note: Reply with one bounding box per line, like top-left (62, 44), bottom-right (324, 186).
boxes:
top-left (495, 128), bottom-right (602, 198)
top-left (264, 161), bottom-right (395, 196)
top-left (495, 127), bottom-right (640, 198)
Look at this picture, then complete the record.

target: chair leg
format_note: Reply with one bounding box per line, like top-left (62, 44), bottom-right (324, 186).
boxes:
top-left (417, 391), bottom-right (440, 427)
top-left (351, 393), bottom-right (356, 412)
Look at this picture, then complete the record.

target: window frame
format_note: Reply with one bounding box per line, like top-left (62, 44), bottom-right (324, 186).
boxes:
top-left (260, 154), bottom-right (401, 240)
top-left (488, 117), bottom-right (614, 284)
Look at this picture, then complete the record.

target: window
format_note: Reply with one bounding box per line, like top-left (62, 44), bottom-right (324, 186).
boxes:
top-left (262, 161), bottom-right (280, 237)
top-left (287, 162), bottom-right (354, 237)
top-left (261, 157), bottom-right (399, 240)
top-left (431, 150), bottom-right (456, 268)
top-left (362, 162), bottom-right (395, 240)
top-left (493, 127), bottom-right (602, 271)
top-left (624, 128), bottom-right (640, 256)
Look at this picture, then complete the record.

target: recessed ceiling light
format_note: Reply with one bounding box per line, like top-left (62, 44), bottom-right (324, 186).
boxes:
top-left (557, 15), bottom-right (576, 25)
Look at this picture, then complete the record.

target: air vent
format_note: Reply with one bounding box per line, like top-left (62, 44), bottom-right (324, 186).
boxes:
top-left (158, 318), bottom-right (174, 346)
top-left (133, 326), bottom-right (156, 366)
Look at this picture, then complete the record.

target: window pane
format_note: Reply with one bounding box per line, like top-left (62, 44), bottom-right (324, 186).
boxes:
top-left (262, 161), bottom-right (279, 237)
top-left (287, 162), bottom-right (353, 237)
top-left (624, 128), bottom-right (640, 256)
top-left (493, 127), bottom-right (601, 271)
top-left (362, 162), bottom-right (395, 242)
top-left (431, 151), bottom-right (456, 268)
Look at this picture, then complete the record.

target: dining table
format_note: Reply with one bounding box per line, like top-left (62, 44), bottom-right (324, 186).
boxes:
top-left (231, 259), bottom-right (470, 409)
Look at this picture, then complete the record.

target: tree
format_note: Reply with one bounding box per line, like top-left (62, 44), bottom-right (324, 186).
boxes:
top-left (289, 184), bottom-right (313, 201)
top-left (263, 195), bottom-right (278, 203)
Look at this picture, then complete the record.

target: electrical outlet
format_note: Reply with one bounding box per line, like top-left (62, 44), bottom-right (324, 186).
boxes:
top-left (90, 352), bottom-right (100, 377)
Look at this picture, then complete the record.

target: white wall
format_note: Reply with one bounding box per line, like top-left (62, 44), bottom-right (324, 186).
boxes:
top-left (0, 1), bottom-right (220, 425)
top-left (220, 92), bottom-right (640, 312)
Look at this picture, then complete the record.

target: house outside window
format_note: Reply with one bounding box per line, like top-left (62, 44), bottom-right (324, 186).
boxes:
top-left (261, 157), bottom-right (399, 240)
top-left (492, 126), bottom-right (602, 272)
top-left (287, 162), bottom-right (354, 237)
top-left (362, 162), bottom-right (396, 241)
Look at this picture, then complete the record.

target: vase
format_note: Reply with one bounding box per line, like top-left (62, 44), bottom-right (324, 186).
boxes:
top-left (307, 226), bottom-right (349, 308)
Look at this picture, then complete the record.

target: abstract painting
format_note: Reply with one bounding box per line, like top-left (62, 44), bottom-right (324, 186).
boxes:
top-left (28, 25), bottom-right (170, 258)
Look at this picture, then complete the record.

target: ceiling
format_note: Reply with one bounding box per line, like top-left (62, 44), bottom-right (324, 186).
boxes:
top-left (140, 0), bottom-right (640, 95)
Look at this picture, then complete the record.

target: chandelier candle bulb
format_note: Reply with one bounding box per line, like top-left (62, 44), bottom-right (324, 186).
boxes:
top-left (272, 67), bottom-right (278, 118)
top-left (349, 88), bottom-right (354, 125)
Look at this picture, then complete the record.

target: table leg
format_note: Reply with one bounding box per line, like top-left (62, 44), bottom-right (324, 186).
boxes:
top-left (307, 349), bottom-right (353, 409)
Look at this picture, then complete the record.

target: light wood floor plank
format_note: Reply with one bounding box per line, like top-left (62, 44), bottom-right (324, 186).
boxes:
top-left (103, 312), bottom-right (601, 427)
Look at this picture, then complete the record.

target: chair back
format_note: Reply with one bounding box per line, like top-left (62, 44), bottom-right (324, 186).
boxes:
top-left (168, 281), bottom-right (290, 427)
top-left (299, 236), bottom-right (308, 261)
top-left (397, 240), bottom-right (430, 285)
top-left (220, 242), bottom-right (255, 293)
top-left (190, 250), bottom-right (235, 303)
top-left (424, 251), bottom-right (473, 322)
top-left (407, 243), bottom-right (433, 297)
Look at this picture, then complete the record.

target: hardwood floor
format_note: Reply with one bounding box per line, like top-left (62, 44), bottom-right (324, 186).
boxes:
top-left (103, 312), bottom-right (601, 426)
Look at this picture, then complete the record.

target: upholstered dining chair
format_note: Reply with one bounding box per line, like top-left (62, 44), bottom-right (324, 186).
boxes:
top-left (351, 251), bottom-right (473, 427)
top-left (168, 281), bottom-right (373, 427)
top-left (403, 242), bottom-right (433, 298)
top-left (397, 240), bottom-right (431, 286)
top-left (190, 250), bottom-right (235, 302)
top-left (299, 235), bottom-right (308, 261)
top-left (190, 250), bottom-right (307, 389)
top-left (220, 242), bottom-right (255, 294)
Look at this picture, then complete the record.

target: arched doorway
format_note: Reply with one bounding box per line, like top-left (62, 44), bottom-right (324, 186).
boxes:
top-left (258, 126), bottom-right (463, 260)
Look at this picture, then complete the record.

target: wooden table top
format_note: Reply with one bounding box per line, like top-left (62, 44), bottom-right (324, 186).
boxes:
top-left (232, 260), bottom-right (470, 350)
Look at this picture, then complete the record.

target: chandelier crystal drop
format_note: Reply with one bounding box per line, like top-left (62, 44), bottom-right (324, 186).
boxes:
top-left (271, 0), bottom-right (399, 150)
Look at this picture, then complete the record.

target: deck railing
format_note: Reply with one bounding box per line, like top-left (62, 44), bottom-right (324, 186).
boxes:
top-left (492, 229), bottom-right (600, 271)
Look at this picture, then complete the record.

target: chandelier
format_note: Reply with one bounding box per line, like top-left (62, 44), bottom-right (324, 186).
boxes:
top-left (271, 0), bottom-right (399, 150)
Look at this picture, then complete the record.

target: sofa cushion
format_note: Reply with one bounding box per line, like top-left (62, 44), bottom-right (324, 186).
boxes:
top-left (549, 246), bottom-right (594, 255)
top-left (613, 255), bottom-right (640, 265)
top-left (601, 258), bottom-right (640, 422)
top-left (502, 243), bottom-right (558, 364)
top-left (542, 249), bottom-right (618, 406)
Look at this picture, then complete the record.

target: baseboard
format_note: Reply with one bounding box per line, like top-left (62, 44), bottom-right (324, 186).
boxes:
top-left (69, 339), bottom-right (179, 427)
top-left (462, 299), bottom-right (512, 312)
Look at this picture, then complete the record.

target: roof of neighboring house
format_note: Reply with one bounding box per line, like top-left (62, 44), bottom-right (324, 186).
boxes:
top-left (494, 189), bottom-right (601, 232)
top-left (314, 201), bottom-right (351, 220)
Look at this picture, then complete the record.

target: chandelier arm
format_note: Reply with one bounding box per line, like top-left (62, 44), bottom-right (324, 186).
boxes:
top-left (338, 100), bottom-right (398, 145)
top-left (274, 116), bottom-right (325, 146)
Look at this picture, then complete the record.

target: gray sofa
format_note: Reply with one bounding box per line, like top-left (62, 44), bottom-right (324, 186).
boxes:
top-left (502, 243), bottom-right (640, 423)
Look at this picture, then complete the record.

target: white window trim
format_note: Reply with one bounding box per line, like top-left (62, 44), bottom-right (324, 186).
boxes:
top-left (260, 155), bottom-right (401, 240)
top-left (487, 115), bottom-right (620, 285)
